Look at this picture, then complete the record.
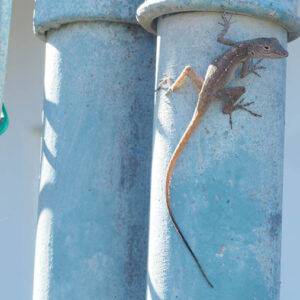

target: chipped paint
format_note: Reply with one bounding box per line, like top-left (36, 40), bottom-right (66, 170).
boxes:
top-left (216, 245), bottom-right (227, 258)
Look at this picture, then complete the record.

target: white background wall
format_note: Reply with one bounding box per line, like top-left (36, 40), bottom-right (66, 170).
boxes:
top-left (281, 34), bottom-right (300, 300)
top-left (0, 0), bottom-right (299, 299)
top-left (0, 0), bottom-right (44, 299)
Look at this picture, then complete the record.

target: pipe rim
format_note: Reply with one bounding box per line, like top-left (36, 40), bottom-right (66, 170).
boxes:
top-left (136, 0), bottom-right (300, 42)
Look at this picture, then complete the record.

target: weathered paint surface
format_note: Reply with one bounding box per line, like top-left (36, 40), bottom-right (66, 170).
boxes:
top-left (0, 0), bottom-right (12, 131)
top-left (34, 0), bottom-right (145, 37)
top-left (33, 21), bottom-right (155, 300)
top-left (137, 0), bottom-right (300, 41)
top-left (146, 12), bottom-right (286, 299)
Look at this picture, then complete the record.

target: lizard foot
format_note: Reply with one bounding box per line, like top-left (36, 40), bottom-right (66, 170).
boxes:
top-left (246, 59), bottom-right (266, 77)
top-left (155, 76), bottom-right (173, 93)
top-left (236, 98), bottom-right (262, 117)
top-left (228, 99), bottom-right (262, 129)
top-left (218, 12), bottom-right (234, 32)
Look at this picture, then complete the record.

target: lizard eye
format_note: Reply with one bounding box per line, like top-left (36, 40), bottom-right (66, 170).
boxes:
top-left (264, 46), bottom-right (270, 50)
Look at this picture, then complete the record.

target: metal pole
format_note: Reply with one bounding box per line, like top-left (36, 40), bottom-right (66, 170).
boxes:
top-left (0, 0), bottom-right (12, 135)
top-left (137, 1), bottom-right (300, 299)
top-left (32, 1), bottom-right (155, 299)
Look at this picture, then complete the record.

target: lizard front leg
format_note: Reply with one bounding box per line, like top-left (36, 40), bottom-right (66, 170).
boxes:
top-left (241, 58), bottom-right (266, 78)
top-left (157, 66), bottom-right (204, 95)
top-left (217, 12), bottom-right (236, 46)
top-left (216, 86), bottom-right (262, 128)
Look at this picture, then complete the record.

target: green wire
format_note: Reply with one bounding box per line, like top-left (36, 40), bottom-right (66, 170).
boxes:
top-left (0, 103), bottom-right (9, 135)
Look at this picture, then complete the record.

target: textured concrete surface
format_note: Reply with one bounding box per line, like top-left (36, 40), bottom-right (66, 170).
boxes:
top-left (33, 21), bottom-right (155, 300)
top-left (146, 12), bottom-right (287, 299)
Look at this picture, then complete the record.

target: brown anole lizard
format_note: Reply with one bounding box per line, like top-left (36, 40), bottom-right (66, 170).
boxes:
top-left (157, 13), bottom-right (288, 288)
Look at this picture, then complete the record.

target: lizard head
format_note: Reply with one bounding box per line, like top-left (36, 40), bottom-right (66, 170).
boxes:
top-left (248, 38), bottom-right (288, 59)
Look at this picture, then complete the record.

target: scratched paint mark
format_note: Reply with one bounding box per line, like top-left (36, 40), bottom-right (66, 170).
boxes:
top-left (269, 212), bottom-right (282, 240)
top-left (216, 245), bottom-right (227, 258)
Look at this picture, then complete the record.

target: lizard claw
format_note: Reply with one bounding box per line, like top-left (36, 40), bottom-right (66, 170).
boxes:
top-left (246, 58), bottom-right (266, 77)
top-left (237, 98), bottom-right (254, 107)
top-left (219, 12), bottom-right (235, 30)
top-left (236, 101), bottom-right (262, 118)
top-left (155, 76), bottom-right (173, 92)
top-left (228, 99), bottom-right (262, 129)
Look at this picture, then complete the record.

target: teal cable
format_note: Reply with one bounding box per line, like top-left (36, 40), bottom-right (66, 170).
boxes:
top-left (0, 103), bottom-right (9, 135)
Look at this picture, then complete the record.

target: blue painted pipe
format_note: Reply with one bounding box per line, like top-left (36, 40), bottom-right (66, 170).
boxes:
top-left (137, 1), bottom-right (300, 299)
top-left (0, 0), bottom-right (12, 135)
top-left (32, 1), bottom-right (155, 299)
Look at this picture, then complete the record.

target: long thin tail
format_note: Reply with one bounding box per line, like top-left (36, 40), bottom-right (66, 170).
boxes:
top-left (165, 104), bottom-right (214, 288)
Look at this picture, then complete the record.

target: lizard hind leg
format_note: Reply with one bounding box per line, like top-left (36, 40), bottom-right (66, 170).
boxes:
top-left (216, 86), bottom-right (262, 128)
top-left (240, 58), bottom-right (266, 78)
top-left (164, 66), bottom-right (204, 95)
